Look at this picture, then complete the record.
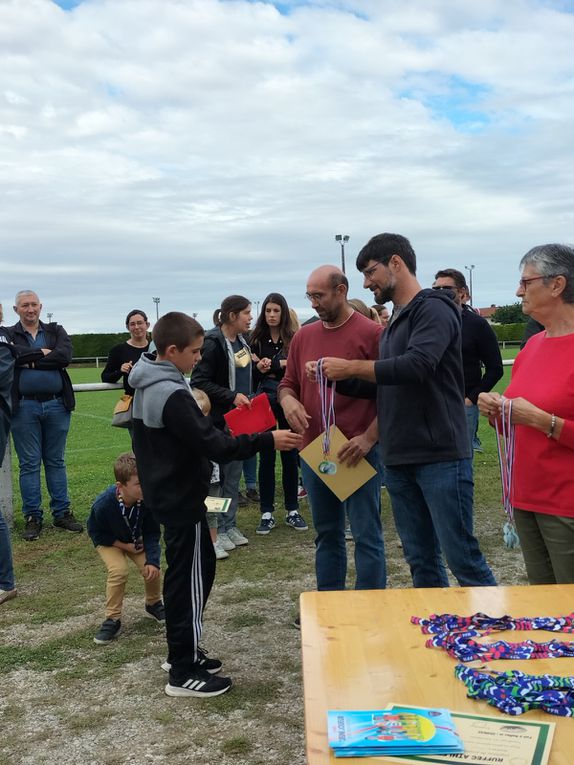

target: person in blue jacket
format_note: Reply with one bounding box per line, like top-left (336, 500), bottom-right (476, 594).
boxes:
top-left (87, 451), bottom-right (164, 644)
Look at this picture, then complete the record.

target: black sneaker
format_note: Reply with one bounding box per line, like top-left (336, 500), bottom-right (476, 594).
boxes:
top-left (53, 511), bottom-right (83, 533)
top-left (94, 618), bottom-right (121, 644)
top-left (165, 669), bottom-right (232, 698)
top-left (285, 511), bottom-right (308, 531)
top-left (145, 601), bottom-right (165, 622)
top-left (161, 648), bottom-right (222, 675)
top-left (245, 488), bottom-right (260, 503)
top-left (23, 515), bottom-right (42, 541)
top-left (256, 513), bottom-right (276, 535)
top-left (293, 615), bottom-right (301, 630)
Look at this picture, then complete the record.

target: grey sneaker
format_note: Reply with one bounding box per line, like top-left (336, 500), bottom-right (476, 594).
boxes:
top-left (23, 515), bottom-right (42, 541)
top-left (217, 532), bottom-right (236, 551)
top-left (226, 527), bottom-right (248, 546)
top-left (213, 539), bottom-right (230, 560)
top-left (53, 511), bottom-right (83, 533)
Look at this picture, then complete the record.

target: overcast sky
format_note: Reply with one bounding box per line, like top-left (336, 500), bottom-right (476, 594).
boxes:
top-left (1, 0), bottom-right (573, 334)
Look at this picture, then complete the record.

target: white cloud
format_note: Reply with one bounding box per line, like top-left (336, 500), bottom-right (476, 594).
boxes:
top-left (0, 0), bottom-right (573, 333)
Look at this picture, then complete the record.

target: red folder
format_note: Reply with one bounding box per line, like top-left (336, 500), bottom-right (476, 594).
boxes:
top-left (224, 393), bottom-right (277, 436)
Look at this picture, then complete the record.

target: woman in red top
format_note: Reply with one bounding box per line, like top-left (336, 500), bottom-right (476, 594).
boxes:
top-left (479, 243), bottom-right (574, 584)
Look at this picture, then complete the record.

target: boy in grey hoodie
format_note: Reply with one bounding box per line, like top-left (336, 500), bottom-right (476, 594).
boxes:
top-left (129, 312), bottom-right (301, 698)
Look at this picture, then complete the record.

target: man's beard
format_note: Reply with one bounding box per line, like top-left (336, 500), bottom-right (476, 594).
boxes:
top-left (373, 284), bottom-right (394, 305)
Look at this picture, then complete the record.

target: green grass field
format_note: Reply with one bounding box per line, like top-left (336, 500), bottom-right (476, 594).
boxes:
top-left (1, 361), bottom-right (527, 765)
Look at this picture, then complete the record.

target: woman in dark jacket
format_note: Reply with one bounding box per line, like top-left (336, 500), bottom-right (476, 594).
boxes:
top-left (191, 295), bottom-right (253, 553)
top-left (250, 293), bottom-right (307, 535)
top-left (101, 310), bottom-right (150, 396)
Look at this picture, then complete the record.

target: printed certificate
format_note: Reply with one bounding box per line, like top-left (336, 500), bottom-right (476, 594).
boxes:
top-left (382, 705), bottom-right (555, 765)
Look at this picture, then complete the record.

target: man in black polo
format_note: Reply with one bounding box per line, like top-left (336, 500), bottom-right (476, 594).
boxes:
top-left (432, 269), bottom-right (503, 453)
top-left (6, 290), bottom-right (82, 540)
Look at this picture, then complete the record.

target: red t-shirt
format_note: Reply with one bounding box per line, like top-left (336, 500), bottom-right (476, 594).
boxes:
top-left (506, 331), bottom-right (574, 516)
top-left (280, 312), bottom-right (381, 449)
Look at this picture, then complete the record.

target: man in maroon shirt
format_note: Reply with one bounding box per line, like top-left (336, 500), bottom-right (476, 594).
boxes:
top-left (279, 265), bottom-right (386, 593)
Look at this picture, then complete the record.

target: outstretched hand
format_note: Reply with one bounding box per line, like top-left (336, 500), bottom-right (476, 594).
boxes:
top-left (272, 430), bottom-right (303, 451)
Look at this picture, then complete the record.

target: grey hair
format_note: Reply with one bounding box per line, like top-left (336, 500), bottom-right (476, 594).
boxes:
top-left (14, 290), bottom-right (39, 304)
top-left (520, 244), bottom-right (574, 304)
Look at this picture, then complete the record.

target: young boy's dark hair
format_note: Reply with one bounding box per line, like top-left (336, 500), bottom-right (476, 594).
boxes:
top-left (128, 312), bottom-right (301, 698)
top-left (152, 311), bottom-right (204, 354)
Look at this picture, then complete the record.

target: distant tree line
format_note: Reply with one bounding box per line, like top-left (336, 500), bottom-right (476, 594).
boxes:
top-left (70, 306), bottom-right (529, 357)
top-left (70, 333), bottom-right (128, 358)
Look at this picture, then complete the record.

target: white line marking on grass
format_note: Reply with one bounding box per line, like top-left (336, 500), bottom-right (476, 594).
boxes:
top-left (72, 412), bottom-right (112, 423)
top-left (67, 445), bottom-right (123, 454)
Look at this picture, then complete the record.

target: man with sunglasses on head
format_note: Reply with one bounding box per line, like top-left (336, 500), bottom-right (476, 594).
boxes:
top-left (313, 234), bottom-right (496, 590)
top-left (432, 269), bottom-right (503, 454)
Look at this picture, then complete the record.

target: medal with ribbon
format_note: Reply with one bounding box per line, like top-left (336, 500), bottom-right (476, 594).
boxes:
top-left (317, 358), bottom-right (337, 475)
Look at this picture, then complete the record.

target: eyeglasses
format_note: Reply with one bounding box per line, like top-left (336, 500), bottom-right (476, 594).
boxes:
top-left (432, 285), bottom-right (458, 292)
top-left (362, 263), bottom-right (381, 279)
top-left (305, 288), bottom-right (338, 302)
top-left (518, 276), bottom-right (554, 290)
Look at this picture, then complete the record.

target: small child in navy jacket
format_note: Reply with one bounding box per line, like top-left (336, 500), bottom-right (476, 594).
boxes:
top-left (87, 452), bottom-right (164, 644)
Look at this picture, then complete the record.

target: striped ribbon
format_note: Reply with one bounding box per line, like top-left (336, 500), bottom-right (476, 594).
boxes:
top-left (494, 397), bottom-right (520, 548)
top-left (317, 358), bottom-right (336, 456)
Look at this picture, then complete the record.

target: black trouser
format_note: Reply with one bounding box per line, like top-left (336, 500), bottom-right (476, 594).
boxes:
top-left (163, 515), bottom-right (216, 682)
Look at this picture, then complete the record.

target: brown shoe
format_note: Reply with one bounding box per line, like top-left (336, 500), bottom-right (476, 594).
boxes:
top-left (0, 588), bottom-right (17, 605)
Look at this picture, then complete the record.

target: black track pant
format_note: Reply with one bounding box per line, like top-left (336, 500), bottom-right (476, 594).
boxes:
top-left (163, 515), bottom-right (216, 682)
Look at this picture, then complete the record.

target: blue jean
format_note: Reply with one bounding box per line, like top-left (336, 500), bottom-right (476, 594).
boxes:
top-left (243, 455), bottom-right (257, 490)
top-left (301, 447), bottom-right (386, 591)
top-left (0, 511), bottom-right (15, 590)
top-left (11, 397), bottom-right (71, 520)
top-left (465, 403), bottom-right (480, 454)
top-left (218, 459), bottom-right (243, 532)
top-left (384, 459), bottom-right (496, 588)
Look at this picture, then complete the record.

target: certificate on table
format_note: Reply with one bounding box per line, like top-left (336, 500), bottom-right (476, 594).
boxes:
top-left (299, 425), bottom-right (377, 502)
top-left (205, 497), bottom-right (232, 513)
top-left (383, 705), bottom-right (555, 765)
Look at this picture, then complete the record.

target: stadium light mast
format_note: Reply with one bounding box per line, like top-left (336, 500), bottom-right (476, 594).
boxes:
top-left (335, 234), bottom-right (350, 274)
top-left (152, 297), bottom-right (160, 321)
top-left (465, 265), bottom-right (475, 306)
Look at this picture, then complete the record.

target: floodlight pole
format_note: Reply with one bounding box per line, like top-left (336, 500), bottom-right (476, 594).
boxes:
top-left (335, 234), bottom-right (350, 274)
top-left (465, 265), bottom-right (475, 306)
top-left (152, 297), bottom-right (160, 321)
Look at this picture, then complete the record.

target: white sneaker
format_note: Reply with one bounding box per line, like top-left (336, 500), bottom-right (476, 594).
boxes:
top-left (217, 532), bottom-right (236, 551)
top-left (226, 527), bottom-right (249, 546)
top-left (213, 539), bottom-right (230, 560)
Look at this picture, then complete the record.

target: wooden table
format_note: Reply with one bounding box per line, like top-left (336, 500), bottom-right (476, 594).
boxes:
top-left (300, 585), bottom-right (574, 764)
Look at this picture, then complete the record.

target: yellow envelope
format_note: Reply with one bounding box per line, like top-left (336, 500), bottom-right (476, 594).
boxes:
top-left (299, 425), bottom-right (377, 501)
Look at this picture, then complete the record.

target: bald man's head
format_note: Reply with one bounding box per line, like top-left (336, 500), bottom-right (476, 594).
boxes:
top-left (306, 265), bottom-right (350, 324)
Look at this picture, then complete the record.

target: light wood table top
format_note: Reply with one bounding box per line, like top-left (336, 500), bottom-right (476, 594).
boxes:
top-left (300, 585), bottom-right (574, 765)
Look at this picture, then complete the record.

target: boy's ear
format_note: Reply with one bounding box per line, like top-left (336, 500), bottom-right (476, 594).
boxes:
top-left (163, 344), bottom-right (179, 360)
top-left (115, 480), bottom-right (122, 491)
